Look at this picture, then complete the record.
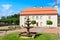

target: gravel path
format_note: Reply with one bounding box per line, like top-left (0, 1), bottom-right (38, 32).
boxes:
top-left (18, 27), bottom-right (60, 34)
top-left (0, 27), bottom-right (60, 36)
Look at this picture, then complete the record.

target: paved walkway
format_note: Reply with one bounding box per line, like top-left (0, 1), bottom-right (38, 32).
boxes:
top-left (18, 27), bottom-right (60, 34)
top-left (0, 30), bottom-right (17, 36)
top-left (0, 27), bottom-right (60, 36)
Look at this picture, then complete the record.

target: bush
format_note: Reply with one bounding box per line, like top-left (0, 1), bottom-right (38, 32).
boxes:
top-left (46, 20), bottom-right (53, 25)
top-left (31, 20), bottom-right (36, 25)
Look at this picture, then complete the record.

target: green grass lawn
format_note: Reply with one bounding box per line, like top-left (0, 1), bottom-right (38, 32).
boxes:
top-left (0, 32), bottom-right (59, 40)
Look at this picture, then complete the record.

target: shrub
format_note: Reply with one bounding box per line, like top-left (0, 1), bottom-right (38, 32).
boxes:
top-left (31, 20), bottom-right (36, 25)
top-left (46, 20), bottom-right (53, 25)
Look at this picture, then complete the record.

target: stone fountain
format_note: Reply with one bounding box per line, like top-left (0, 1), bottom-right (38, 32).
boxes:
top-left (19, 16), bottom-right (37, 38)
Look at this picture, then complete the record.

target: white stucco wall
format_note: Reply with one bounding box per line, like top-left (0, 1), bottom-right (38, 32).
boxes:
top-left (20, 15), bottom-right (58, 27)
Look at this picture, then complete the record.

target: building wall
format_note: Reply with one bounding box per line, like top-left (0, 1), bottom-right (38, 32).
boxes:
top-left (20, 15), bottom-right (58, 27)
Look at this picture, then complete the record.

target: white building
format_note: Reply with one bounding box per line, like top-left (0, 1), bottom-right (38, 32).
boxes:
top-left (20, 7), bottom-right (58, 27)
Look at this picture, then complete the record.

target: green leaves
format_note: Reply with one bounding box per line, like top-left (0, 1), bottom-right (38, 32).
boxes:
top-left (0, 14), bottom-right (19, 25)
top-left (31, 20), bottom-right (36, 25)
top-left (46, 20), bottom-right (53, 25)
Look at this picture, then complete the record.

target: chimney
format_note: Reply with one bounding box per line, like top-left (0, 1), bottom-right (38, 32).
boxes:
top-left (33, 6), bottom-right (36, 8)
top-left (40, 6), bottom-right (43, 8)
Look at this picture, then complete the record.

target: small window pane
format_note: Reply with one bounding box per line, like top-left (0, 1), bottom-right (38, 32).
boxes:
top-left (36, 16), bottom-right (38, 19)
top-left (32, 16), bottom-right (34, 19)
top-left (40, 16), bottom-right (42, 19)
top-left (48, 16), bottom-right (51, 19)
top-left (24, 16), bottom-right (27, 19)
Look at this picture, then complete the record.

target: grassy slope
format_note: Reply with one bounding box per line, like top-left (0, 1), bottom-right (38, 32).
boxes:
top-left (0, 32), bottom-right (59, 40)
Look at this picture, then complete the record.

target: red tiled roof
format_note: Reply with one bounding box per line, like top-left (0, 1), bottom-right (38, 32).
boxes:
top-left (20, 8), bottom-right (58, 15)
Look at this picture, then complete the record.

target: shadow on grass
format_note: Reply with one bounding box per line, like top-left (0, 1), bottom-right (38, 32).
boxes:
top-left (35, 33), bottom-right (42, 38)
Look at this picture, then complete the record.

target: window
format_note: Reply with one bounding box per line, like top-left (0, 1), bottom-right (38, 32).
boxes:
top-left (40, 16), bottom-right (42, 19)
top-left (40, 22), bottom-right (42, 26)
top-left (24, 16), bottom-right (26, 19)
top-left (24, 16), bottom-right (29, 19)
top-left (36, 16), bottom-right (38, 19)
top-left (48, 16), bottom-right (51, 19)
top-left (32, 16), bottom-right (34, 19)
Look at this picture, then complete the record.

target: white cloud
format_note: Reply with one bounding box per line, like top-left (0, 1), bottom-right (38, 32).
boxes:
top-left (58, 7), bottom-right (60, 15)
top-left (48, 0), bottom-right (60, 7)
top-left (1, 9), bottom-right (19, 16)
top-left (0, 4), bottom-right (19, 17)
top-left (48, 0), bottom-right (60, 14)
top-left (58, 0), bottom-right (60, 15)
top-left (48, 2), bottom-right (55, 7)
top-left (2, 4), bottom-right (12, 10)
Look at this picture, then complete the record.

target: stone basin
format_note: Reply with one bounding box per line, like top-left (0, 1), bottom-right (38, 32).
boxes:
top-left (19, 32), bottom-right (37, 38)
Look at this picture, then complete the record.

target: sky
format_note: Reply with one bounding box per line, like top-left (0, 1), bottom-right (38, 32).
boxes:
top-left (0, 0), bottom-right (60, 18)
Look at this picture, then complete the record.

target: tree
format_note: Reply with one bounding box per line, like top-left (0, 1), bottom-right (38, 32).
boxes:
top-left (0, 14), bottom-right (19, 25)
top-left (0, 16), bottom-right (7, 24)
top-left (46, 20), bottom-right (53, 27)
top-left (31, 20), bottom-right (36, 26)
